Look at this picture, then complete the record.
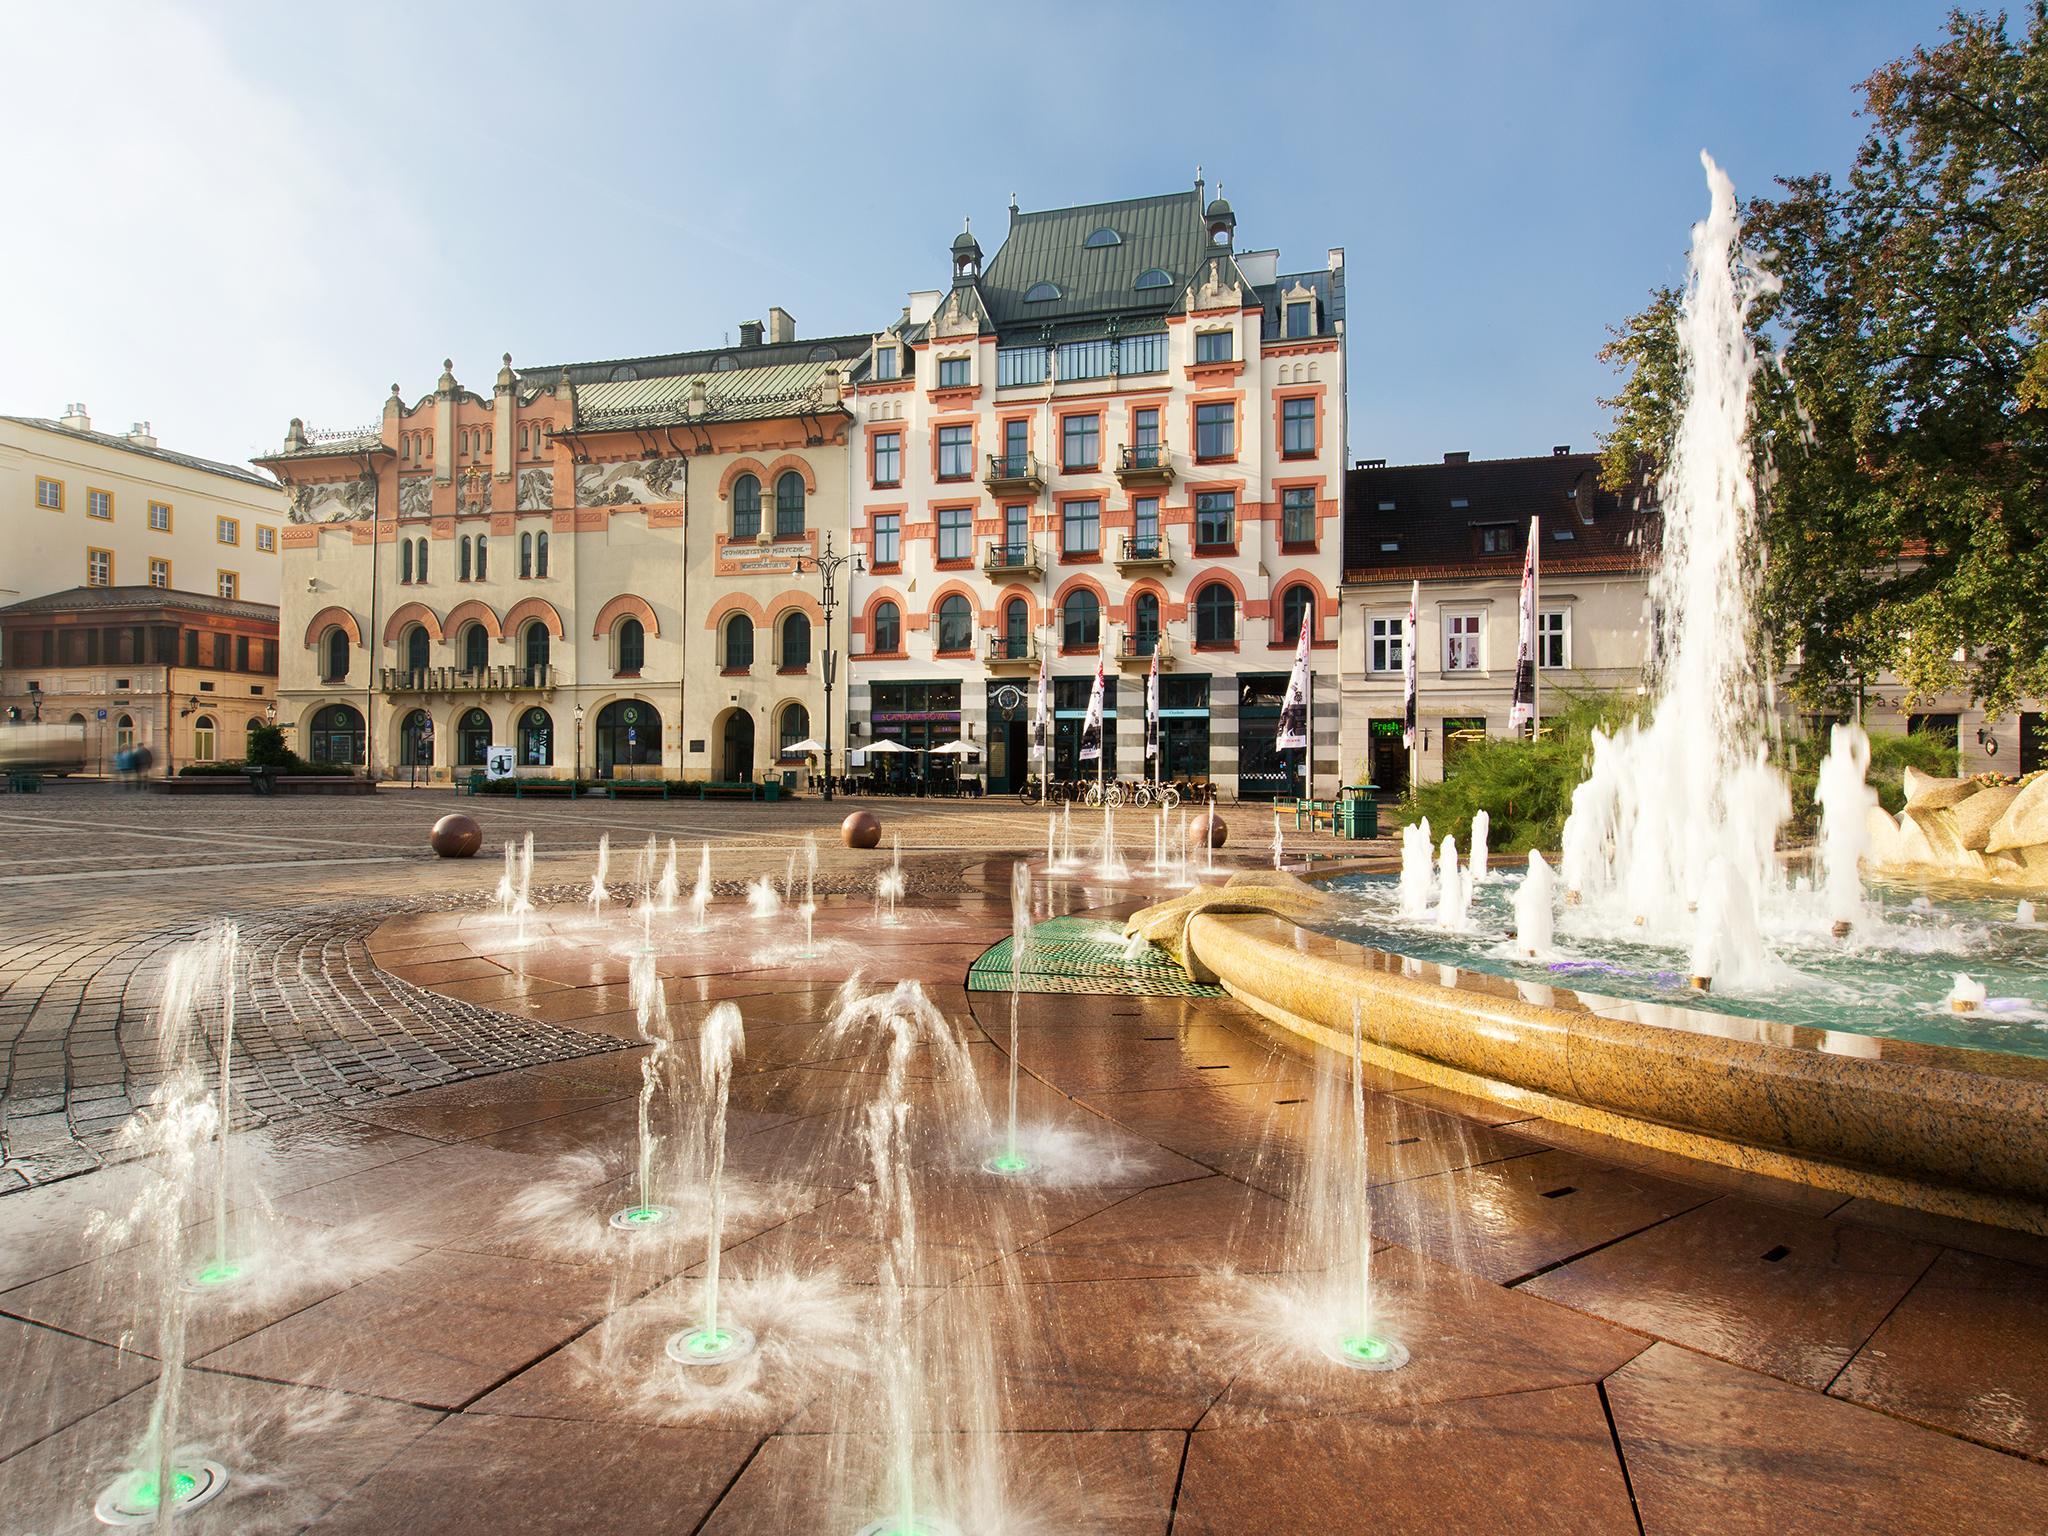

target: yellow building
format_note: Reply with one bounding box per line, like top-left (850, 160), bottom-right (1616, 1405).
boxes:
top-left (1, 407), bottom-right (287, 608)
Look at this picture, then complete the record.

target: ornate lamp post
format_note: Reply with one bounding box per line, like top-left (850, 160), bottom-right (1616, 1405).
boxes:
top-left (573, 703), bottom-right (587, 784)
top-left (794, 531), bottom-right (864, 802)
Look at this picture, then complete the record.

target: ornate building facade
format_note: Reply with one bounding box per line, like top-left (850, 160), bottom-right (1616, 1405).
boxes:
top-left (844, 182), bottom-right (1347, 798)
top-left (260, 314), bottom-right (863, 783)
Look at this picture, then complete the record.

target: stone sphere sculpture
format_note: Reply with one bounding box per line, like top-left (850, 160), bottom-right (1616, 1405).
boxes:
top-left (1191, 812), bottom-right (1228, 849)
top-left (842, 809), bottom-right (882, 850)
top-left (430, 812), bottom-right (483, 858)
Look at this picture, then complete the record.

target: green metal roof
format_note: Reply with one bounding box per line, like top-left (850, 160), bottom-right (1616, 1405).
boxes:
top-left (569, 359), bottom-right (846, 432)
top-left (978, 190), bottom-right (1211, 332)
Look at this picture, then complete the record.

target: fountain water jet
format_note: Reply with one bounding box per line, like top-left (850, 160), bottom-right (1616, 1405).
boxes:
top-left (588, 833), bottom-right (612, 918)
top-left (690, 843), bottom-right (713, 931)
top-left (667, 1002), bottom-right (752, 1365)
top-left (984, 862), bottom-right (1034, 1175)
top-left (1469, 810), bottom-right (1491, 884)
top-left (1513, 852), bottom-right (1557, 958)
top-left (1397, 820), bottom-right (1434, 918)
top-left (1817, 723), bottom-right (1875, 936)
top-left (657, 838), bottom-right (680, 914)
top-left (876, 835), bottom-right (907, 923)
top-left (611, 951), bottom-right (678, 1231)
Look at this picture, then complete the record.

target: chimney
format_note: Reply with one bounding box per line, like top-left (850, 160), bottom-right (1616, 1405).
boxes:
top-left (766, 307), bottom-right (796, 345)
top-left (127, 421), bottom-right (157, 448)
top-left (738, 319), bottom-right (764, 348)
top-left (60, 403), bottom-right (90, 432)
top-left (1444, 450), bottom-right (1469, 465)
top-left (1552, 444), bottom-right (1571, 456)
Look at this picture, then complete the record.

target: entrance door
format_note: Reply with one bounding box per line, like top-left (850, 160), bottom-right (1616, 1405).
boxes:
top-left (721, 711), bottom-right (755, 782)
top-left (1368, 718), bottom-right (1408, 795)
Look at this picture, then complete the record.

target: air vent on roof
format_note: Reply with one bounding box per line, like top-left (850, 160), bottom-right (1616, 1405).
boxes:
top-left (738, 320), bottom-right (764, 347)
top-left (1553, 444), bottom-right (1571, 456)
top-left (1444, 450), bottom-right (1470, 464)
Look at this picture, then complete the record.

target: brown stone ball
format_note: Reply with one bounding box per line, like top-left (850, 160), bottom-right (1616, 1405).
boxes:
top-left (430, 812), bottom-right (483, 858)
top-left (1191, 812), bottom-right (1228, 849)
top-left (841, 809), bottom-right (882, 850)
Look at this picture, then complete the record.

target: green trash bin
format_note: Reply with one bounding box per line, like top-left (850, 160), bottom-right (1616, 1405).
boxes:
top-left (1336, 784), bottom-right (1378, 839)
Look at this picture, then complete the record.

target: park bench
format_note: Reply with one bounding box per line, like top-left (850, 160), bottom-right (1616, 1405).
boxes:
top-left (513, 778), bottom-right (577, 798)
top-left (702, 781), bottom-right (760, 800)
top-left (1290, 797), bottom-right (1336, 832)
top-left (604, 781), bottom-right (671, 800)
top-left (7, 770), bottom-right (42, 794)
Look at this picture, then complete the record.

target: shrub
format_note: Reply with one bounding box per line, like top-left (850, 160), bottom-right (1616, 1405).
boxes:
top-left (245, 723), bottom-right (294, 768)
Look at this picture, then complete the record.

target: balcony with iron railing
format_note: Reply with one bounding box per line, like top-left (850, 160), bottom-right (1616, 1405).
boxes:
top-left (1116, 631), bottom-right (1174, 669)
top-left (1115, 443), bottom-right (1174, 486)
top-left (983, 539), bottom-right (1043, 578)
top-left (1114, 531), bottom-right (1173, 574)
top-left (984, 632), bottom-right (1041, 673)
top-left (983, 452), bottom-right (1045, 494)
top-left (380, 664), bottom-right (557, 694)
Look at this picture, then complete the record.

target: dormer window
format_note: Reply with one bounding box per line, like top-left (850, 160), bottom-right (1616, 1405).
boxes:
top-left (1024, 281), bottom-right (1061, 302)
top-left (1285, 300), bottom-right (1312, 338)
top-left (1135, 268), bottom-right (1173, 290)
top-left (1083, 227), bottom-right (1122, 248)
top-left (872, 345), bottom-right (900, 381)
top-left (1478, 524), bottom-right (1519, 555)
top-left (712, 355), bottom-right (739, 372)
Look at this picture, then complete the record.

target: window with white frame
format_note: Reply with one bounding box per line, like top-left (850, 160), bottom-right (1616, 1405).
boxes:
top-left (1538, 608), bottom-right (1569, 669)
top-left (1444, 612), bottom-right (1483, 671)
top-left (1369, 616), bottom-right (1404, 673)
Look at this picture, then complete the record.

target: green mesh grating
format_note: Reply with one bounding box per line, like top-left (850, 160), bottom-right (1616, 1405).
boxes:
top-left (969, 916), bottom-right (1223, 998)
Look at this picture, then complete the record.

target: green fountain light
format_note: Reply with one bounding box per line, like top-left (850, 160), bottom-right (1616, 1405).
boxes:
top-left (1324, 1332), bottom-right (1411, 1372)
top-left (608, 1203), bottom-right (675, 1231)
top-left (93, 1459), bottom-right (230, 1525)
top-left (852, 1518), bottom-right (962, 1536)
top-left (981, 1152), bottom-right (1032, 1175)
top-left (190, 1259), bottom-right (244, 1287)
top-left (665, 1321), bottom-right (757, 1366)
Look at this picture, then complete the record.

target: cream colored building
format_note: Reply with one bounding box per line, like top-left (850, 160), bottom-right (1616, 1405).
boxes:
top-left (1, 407), bottom-right (286, 608)
top-left (260, 317), bottom-right (866, 784)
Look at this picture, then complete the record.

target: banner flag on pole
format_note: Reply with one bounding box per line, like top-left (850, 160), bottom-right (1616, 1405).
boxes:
top-left (1031, 646), bottom-right (1049, 763)
top-left (1509, 516), bottom-right (1538, 734)
top-left (1402, 580), bottom-right (1419, 750)
top-left (1144, 645), bottom-right (1160, 763)
top-left (1078, 654), bottom-right (1105, 762)
top-left (1277, 615), bottom-right (1310, 752)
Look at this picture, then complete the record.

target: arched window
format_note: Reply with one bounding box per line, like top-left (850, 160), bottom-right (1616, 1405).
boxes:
top-left (461, 622), bottom-right (488, 673)
top-left (780, 611), bottom-right (811, 669)
top-left (399, 708), bottom-right (434, 766)
top-left (458, 536), bottom-right (472, 582)
top-left (778, 702), bottom-right (811, 759)
top-left (458, 708), bottom-right (491, 766)
top-left (1024, 281), bottom-right (1061, 302)
top-left (936, 594), bottom-right (974, 653)
top-left (1135, 267), bottom-right (1173, 290)
top-left (1133, 591), bottom-right (1161, 654)
top-left (595, 699), bottom-right (661, 777)
top-left (724, 613), bottom-right (754, 670)
top-left (115, 713), bottom-right (134, 751)
top-left (1083, 226), bottom-right (1122, 248)
top-left (872, 600), bottom-right (901, 655)
top-left (404, 624), bottom-right (430, 675)
top-left (474, 535), bottom-right (487, 580)
top-left (774, 471), bottom-right (806, 537)
top-left (1003, 596), bottom-right (1029, 658)
top-left (523, 621), bottom-right (551, 681)
top-left (309, 704), bottom-right (365, 766)
top-left (324, 627), bottom-right (350, 683)
top-left (535, 531), bottom-right (549, 577)
top-left (420, 538), bottom-right (432, 582)
top-left (401, 540), bottom-right (414, 584)
top-left (192, 714), bottom-right (217, 763)
top-left (731, 473), bottom-right (761, 540)
top-left (1063, 589), bottom-right (1100, 649)
top-left (1195, 584), bottom-right (1236, 646)
top-left (519, 706), bottom-right (553, 766)
top-left (617, 616), bottom-right (645, 674)
top-left (519, 531), bottom-right (532, 578)
top-left (1281, 585), bottom-right (1314, 644)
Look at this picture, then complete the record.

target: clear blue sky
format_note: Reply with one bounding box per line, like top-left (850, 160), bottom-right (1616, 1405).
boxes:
top-left (2, 0), bottom-right (1949, 470)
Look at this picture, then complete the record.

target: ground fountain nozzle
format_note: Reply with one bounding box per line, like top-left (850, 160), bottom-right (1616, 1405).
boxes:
top-left (1831, 918), bottom-right (1852, 939)
top-left (1688, 974), bottom-right (1712, 992)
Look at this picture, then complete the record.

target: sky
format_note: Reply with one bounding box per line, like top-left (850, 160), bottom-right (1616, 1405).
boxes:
top-left (0, 0), bottom-right (1954, 474)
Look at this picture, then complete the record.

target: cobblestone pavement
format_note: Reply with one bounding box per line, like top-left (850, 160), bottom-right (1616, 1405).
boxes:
top-left (0, 785), bottom-right (1369, 1191)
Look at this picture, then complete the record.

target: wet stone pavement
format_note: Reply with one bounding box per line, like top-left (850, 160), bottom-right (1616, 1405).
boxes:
top-left (1, 785), bottom-right (2045, 1533)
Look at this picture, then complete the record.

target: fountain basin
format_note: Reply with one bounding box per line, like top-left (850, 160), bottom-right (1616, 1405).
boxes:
top-left (1183, 911), bottom-right (2048, 1232)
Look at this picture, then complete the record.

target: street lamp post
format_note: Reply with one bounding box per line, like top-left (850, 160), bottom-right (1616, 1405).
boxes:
top-left (573, 703), bottom-right (587, 785)
top-left (795, 531), bottom-right (864, 803)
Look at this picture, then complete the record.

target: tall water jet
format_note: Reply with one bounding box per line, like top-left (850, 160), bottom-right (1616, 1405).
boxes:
top-left (1513, 851), bottom-right (1557, 958)
top-left (1469, 810), bottom-right (1491, 884)
top-left (1097, 798), bottom-right (1126, 879)
top-left (589, 833), bottom-right (612, 918)
top-left (657, 838), bottom-right (680, 914)
top-left (1434, 834), bottom-right (1465, 932)
top-left (667, 1002), bottom-right (750, 1364)
top-left (1816, 723), bottom-right (1875, 936)
top-left (611, 951), bottom-right (678, 1231)
top-left (985, 862), bottom-right (1033, 1175)
top-left (90, 928), bottom-right (244, 1525)
top-left (1271, 808), bottom-right (1286, 871)
top-left (634, 834), bottom-right (660, 953)
top-left (876, 835), bottom-right (906, 924)
top-left (689, 843), bottom-right (713, 931)
top-left (798, 833), bottom-right (820, 957)
top-left (1556, 153), bottom-right (1789, 966)
top-left (1397, 819), bottom-right (1434, 918)
top-left (1060, 800), bottom-right (1077, 869)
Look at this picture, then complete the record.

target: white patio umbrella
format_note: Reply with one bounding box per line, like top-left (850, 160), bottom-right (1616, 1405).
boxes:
top-left (927, 740), bottom-right (981, 757)
top-left (782, 738), bottom-right (826, 754)
top-left (861, 739), bottom-right (912, 754)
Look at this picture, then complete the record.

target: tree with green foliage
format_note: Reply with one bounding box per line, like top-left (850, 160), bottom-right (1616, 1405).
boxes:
top-left (1600, 6), bottom-right (2048, 720)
